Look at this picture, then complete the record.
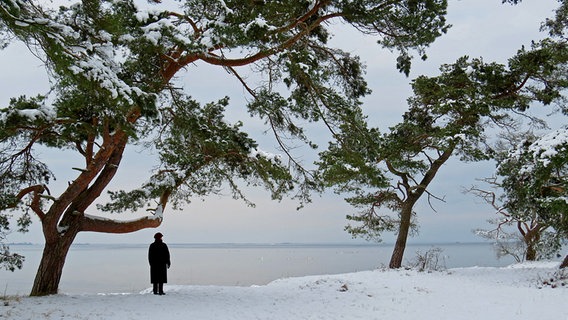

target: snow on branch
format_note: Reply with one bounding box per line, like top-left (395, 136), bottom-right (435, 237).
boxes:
top-left (1, 101), bottom-right (56, 123)
top-left (528, 128), bottom-right (568, 165)
top-left (81, 213), bottom-right (162, 234)
top-left (249, 148), bottom-right (282, 165)
top-left (152, 203), bottom-right (164, 220)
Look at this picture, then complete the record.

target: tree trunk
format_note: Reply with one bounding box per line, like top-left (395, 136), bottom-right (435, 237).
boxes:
top-left (524, 237), bottom-right (538, 261)
top-left (389, 205), bottom-right (413, 268)
top-left (30, 235), bottom-right (76, 296)
top-left (525, 245), bottom-right (537, 261)
top-left (560, 255), bottom-right (568, 269)
top-left (522, 225), bottom-right (540, 261)
top-left (385, 146), bottom-right (454, 269)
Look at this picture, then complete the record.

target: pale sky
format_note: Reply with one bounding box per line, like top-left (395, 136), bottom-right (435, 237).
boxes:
top-left (1, 0), bottom-right (562, 245)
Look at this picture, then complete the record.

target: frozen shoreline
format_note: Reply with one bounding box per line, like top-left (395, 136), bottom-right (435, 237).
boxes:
top-left (1, 242), bottom-right (519, 296)
top-left (2, 261), bottom-right (566, 320)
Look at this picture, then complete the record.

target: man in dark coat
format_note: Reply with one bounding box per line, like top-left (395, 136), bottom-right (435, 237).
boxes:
top-left (148, 232), bottom-right (171, 295)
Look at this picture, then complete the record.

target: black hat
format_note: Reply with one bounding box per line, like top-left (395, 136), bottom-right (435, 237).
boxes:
top-left (154, 232), bottom-right (163, 239)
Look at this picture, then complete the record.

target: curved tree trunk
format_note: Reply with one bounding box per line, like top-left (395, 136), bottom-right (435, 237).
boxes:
top-left (385, 146), bottom-right (455, 269)
top-left (389, 204), bottom-right (413, 268)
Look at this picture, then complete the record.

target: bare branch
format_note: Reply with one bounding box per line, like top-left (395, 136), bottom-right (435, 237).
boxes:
top-left (14, 185), bottom-right (50, 220)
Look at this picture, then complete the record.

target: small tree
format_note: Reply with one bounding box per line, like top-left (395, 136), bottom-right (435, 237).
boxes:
top-left (470, 173), bottom-right (562, 262)
top-left (469, 3), bottom-right (568, 266)
top-left (496, 129), bottom-right (568, 266)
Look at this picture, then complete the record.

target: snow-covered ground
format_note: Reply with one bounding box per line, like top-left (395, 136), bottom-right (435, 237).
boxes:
top-left (2, 261), bottom-right (566, 320)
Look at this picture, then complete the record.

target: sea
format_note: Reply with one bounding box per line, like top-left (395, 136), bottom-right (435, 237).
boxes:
top-left (0, 242), bottom-right (521, 295)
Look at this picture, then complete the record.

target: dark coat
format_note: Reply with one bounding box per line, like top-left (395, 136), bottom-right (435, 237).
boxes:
top-left (148, 240), bottom-right (171, 284)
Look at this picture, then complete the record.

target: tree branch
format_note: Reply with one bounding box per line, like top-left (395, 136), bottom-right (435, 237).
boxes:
top-left (73, 134), bottom-right (128, 214)
top-left (80, 215), bottom-right (162, 233)
top-left (44, 129), bottom-right (127, 233)
top-left (162, 4), bottom-right (341, 81)
top-left (14, 185), bottom-right (50, 221)
top-left (492, 73), bottom-right (532, 100)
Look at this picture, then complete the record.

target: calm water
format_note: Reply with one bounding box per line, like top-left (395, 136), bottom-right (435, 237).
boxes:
top-left (0, 242), bottom-right (517, 295)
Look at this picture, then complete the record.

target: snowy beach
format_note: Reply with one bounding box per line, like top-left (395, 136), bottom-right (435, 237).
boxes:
top-left (2, 261), bottom-right (566, 320)
top-left (1, 242), bottom-right (519, 295)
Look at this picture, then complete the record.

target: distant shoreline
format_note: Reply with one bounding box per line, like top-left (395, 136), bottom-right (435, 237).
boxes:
top-left (8, 241), bottom-right (495, 247)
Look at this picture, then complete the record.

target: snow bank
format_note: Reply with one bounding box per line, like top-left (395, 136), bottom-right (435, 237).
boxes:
top-left (1, 262), bottom-right (565, 320)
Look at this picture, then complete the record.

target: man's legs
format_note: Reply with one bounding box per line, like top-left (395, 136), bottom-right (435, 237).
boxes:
top-left (153, 283), bottom-right (158, 295)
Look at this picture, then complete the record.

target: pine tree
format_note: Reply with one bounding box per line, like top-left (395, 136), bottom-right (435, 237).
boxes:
top-left (319, 38), bottom-right (568, 268)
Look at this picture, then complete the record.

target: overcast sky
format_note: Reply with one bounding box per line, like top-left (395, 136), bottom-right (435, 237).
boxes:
top-left (1, 0), bottom-right (562, 245)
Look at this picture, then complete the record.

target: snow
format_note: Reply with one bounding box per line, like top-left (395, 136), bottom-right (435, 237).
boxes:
top-left (500, 127), bottom-right (568, 175)
top-left (342, 163), bottom-right (360, 172)
top-left (217, 0), bottom-right (234, 15)
top-left (250, 148), bottom-right (282, 164)
top-left (12, 106), bottom-right (56, 121)
top-left (135, 11), bottom-right (151, 23)
top-left (152, 204), bottom-right (164, 220)
top-left (244, 16), bottom-right (277, 34)
top-left (2, 262), bottom-right (566, 320)
top-left (528, 127), bottom-right (568, 166)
